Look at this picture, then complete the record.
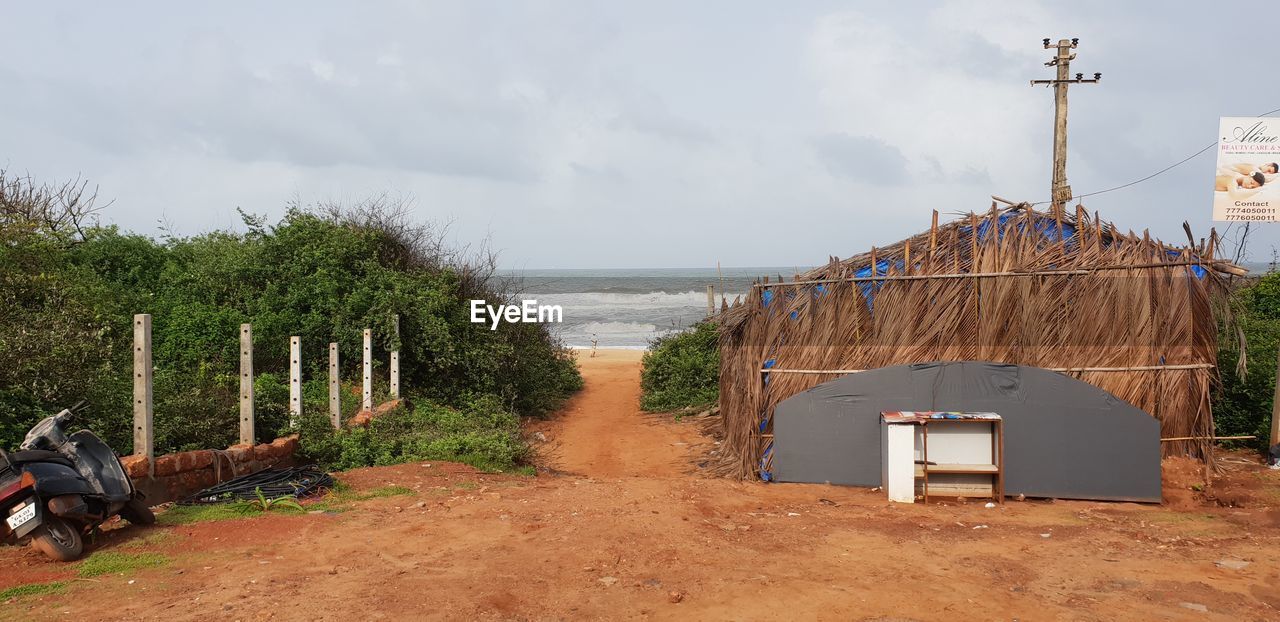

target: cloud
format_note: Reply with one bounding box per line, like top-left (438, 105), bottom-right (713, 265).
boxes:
top-left (813, 133), bottom-right (908, 185)
top-left (805, 8), bottom-right (1047, 195)
top-left (1, 2), bottom-right (1279, 267)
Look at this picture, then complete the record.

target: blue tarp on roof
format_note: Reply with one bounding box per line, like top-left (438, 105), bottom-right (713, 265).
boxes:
top-left (761, 213), bottom-right (1207, 329)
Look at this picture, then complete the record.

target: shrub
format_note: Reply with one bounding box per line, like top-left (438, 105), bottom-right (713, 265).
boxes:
top-left (0, 174), bottom-right (581, 454)
top-left (295, 392), bottom-right (528, 472)
top-left (1215, 273), bottom-right (1280, 450)
top-left (640, 321), bottom-right (720, 412)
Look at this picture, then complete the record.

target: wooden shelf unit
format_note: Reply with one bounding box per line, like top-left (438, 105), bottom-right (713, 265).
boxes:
top-left (917, 417), bottom-right (1004, 504)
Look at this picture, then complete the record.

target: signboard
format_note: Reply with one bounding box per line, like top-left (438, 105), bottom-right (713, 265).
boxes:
top-left (1215, 117), bottom-right (1280, 222)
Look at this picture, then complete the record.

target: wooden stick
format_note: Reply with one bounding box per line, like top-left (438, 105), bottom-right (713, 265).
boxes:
top-left (1052, 363), bottom-right (1215, 373)
top-left (969, 212), bottom-right (980, 268)
top-left (1055, 203), bottom-right (1064, 241)
top-left (1094, 211), bottom-right (1103, 257)
top-left (761, 363), bottom-right (1215, 374)
top-left (753, 262), bottom-right (1230, 288)
top-left (929, 210), bottom-right (938, 263)
top-left (1160, 435), bottom-right (1255, 442)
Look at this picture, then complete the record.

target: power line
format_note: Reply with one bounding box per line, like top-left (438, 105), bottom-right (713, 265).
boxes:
top-left (1029, 106), bottom-right (1280, 206)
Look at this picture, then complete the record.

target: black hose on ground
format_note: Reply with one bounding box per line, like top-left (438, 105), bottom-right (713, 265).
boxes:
top-left (178, 464), bottom-right (334, 505)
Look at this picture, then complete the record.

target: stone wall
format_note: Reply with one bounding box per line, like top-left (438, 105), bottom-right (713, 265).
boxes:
top-left (120, 435), bottom-right (299, 505)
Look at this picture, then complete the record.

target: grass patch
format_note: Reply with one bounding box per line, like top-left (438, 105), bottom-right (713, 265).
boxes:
top-left (157, 502), bottom-right (260, 526)
top-left (78, 551), bottom-right (168, 578)
top-left (308, 484), bottom-right (414, 507)
top-left (1140, 511), bottom-right (1218, 524)
top-left (153, 484), bottom-right (416, 526)
top-left (158, 490), bottom-right (322, 526)
top-left (119, 531), bottom-right (174, 548)
top-left (347, 485), bottom-right (414, 500)
top-left (0, 581), bottom-right (67, 600)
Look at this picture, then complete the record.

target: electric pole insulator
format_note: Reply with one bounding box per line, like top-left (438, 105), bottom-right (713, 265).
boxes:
top-left (1029, 38), bottom-right (1101, 213)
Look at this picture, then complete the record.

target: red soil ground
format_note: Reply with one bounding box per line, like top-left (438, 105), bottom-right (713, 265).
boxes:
top-left (2, 349), bottom-right (1278, 621)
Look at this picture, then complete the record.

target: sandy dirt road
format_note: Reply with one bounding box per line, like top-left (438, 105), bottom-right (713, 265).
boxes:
top-left (528, 349), bottom-right (707, 478)
top-left (2, 351), bottom-right (1279, 621)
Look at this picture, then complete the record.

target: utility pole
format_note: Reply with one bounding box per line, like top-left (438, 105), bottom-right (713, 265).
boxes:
top-left (1030, 38), bottom-right (1101, 214)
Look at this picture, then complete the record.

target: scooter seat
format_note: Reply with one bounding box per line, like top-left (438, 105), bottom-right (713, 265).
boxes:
top-left (7, 449), bottom-right (74, 468)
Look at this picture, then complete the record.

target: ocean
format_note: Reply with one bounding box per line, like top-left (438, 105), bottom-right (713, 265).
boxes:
top-left (504, 267), bottom-right (808, 348)
top-left (506, 260), bottom-right (1270, 349)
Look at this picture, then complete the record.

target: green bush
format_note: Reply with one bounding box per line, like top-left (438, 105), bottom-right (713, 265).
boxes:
top-left (1215, 273), bottom-right (1280, 450)
top-left (0, 389), bottom-right (44, 449)
top-left (0, 174), bottom-right (581, 454)
top-left (640, 321), bottom-right (720, 412)
top-left (295, 392), bottom-right (527, 472)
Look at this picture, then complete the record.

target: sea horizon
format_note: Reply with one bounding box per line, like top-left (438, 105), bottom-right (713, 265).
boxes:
top-left (507, 260), bottom-right (1273, 349)
top-left (502, 266), bottom-right (811, 349)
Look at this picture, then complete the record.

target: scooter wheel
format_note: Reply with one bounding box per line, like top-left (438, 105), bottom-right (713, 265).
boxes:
top-left (32, 517), bottom-right (84, 562)
top-left (120, 498), bottom-right (156, 526)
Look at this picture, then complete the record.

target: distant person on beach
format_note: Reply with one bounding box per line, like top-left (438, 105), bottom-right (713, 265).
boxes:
top-left (590, 334), bottom-right (598, 358)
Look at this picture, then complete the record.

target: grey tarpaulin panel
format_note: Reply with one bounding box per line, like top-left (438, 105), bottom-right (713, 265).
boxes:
top-left (772, 361), bottom-right (1161, 502)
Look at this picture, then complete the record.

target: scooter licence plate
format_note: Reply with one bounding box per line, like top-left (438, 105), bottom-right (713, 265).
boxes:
top-left (6, 501), bottom-right (35, 530)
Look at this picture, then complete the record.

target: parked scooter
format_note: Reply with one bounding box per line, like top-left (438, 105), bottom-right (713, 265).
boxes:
top-left (0, 400), bottom-right (154, 561)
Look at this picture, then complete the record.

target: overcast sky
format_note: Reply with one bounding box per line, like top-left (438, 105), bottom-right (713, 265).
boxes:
top-left (3, 2), bottom-right (1278, 268)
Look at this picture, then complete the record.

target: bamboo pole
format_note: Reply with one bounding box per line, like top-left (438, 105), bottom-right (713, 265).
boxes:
top-left (753, 261), bottom-right (1233, 288)
top-left (1160, 435), bottom-right (1254, 442)
top-left (760, 363), bottom-right (1215, 374)
top-left (929, 210), bottom-right (938, 263)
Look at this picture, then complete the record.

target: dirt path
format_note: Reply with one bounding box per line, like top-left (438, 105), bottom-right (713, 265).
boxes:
top-left (534, 349), bottom-right (705, 478)
top-left (2, 354), bottom-right (1279, 621)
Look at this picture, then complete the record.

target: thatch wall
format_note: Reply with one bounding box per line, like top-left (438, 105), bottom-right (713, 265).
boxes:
top-left (716, 205), bottom-right (1235, 480)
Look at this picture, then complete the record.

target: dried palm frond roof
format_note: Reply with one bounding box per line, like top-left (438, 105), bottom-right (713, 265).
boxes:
top-left (713, 204), bottom-right (1239, 480)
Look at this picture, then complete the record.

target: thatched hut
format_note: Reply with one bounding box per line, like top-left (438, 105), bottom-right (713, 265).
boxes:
top-left (716, 204), bottom-right (1242, 480)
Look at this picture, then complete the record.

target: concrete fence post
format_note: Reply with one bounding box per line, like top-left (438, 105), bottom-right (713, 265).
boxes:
top-left (706, 285), bottom-right (715, 316)
top-left (239, 323), bottom-right (255, 445)
top-left (132, 314), bottom-right (154, 474)
top-left (329, 342), bottom-right (340, 429)
top-left (362, 328), bottom-right (373, 411)
top-left (390, 314), bottom-right (400, 400)
top-left (289, 336), bottom-right (302, 425)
